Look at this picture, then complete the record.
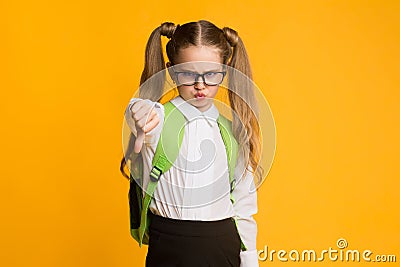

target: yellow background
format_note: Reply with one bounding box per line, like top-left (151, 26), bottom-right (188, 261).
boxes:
top-left (1, 0), bottom-right (399, 266)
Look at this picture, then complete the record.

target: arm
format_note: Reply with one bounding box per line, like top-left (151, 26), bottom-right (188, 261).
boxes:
top-left (232, 157), bottom-right (259, 267)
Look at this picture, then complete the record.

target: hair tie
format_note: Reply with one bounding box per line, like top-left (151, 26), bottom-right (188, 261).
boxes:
top-left (160, 22), bottom-right (177, 39)
top-left (222, 27), bottom-right (239, 47)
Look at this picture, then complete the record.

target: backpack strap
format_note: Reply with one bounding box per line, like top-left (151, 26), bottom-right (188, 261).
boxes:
top-left (137, 101), bottom-right (185, 245)
top-left (150, 102), bottom-right (186, 183)
top-left (217, 115), bottom-right (239, 200)
top-left (217, 116), bottom-right (248, 251)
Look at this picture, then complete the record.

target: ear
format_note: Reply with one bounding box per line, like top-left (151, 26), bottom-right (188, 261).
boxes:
top-left (166, 62), bottom-right (176, 83)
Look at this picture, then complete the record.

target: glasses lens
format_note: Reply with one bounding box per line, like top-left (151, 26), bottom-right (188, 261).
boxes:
top-left (204, 72), bottom-right (224, 85)
top-left (177, 72), bottom-right (196, 85)
top-left (176, 72), bottom-right (225, 86)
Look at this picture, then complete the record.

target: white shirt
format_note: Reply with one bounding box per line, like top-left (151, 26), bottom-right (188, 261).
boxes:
top-left (125, 95), bottom-right (259, 267)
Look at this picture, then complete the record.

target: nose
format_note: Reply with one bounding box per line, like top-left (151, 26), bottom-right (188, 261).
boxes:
top-left (194, 81), bottom-right (205, 90)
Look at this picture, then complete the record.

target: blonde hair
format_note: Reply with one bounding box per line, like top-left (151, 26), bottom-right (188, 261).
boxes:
top-left (121, 20), bottom-right (263, 184)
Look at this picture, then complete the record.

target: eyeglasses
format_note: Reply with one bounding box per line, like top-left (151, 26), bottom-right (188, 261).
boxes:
top-left (171, 66), bottom-right (226, 86)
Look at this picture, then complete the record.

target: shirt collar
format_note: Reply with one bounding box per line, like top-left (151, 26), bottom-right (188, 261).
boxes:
top-left (170, 95), bottom-right (219, 126)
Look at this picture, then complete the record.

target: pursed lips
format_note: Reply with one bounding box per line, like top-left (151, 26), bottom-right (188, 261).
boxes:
top-left (195, 92), bottom-right (206, 98)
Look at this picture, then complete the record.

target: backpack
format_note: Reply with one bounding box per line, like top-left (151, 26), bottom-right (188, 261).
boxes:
top-left (128, 100), bottom-right (247, 251)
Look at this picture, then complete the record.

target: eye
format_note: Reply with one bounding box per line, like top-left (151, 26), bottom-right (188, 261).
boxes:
top-left (205, 72), bottom-right (217, 77)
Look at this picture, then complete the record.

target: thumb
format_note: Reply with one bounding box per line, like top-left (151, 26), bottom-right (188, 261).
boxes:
top-left (134, 128), bottom-right (145, 153)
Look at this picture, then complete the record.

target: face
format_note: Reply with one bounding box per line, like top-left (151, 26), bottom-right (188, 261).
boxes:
top-left (167, 46), bottom-right (224, 112)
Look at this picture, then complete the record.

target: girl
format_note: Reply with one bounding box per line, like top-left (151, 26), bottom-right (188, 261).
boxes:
top-left (121, 20), bottom-right (262, 267)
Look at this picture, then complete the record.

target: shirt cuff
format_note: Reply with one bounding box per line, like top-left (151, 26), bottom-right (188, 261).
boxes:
top-left (124, 99), bottom-right (140, 137)
top-left (143, 100), bottom-right (164, 144)
top-left (240, 249), bottom-right (259, 267)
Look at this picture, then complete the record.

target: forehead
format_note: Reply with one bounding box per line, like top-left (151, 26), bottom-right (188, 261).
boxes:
top-left (173, 61), bottom-right (225, 73)
top-left (174, 45), bottom-right (222, 65)
top-left (172, 49), bottom-right (224, 72)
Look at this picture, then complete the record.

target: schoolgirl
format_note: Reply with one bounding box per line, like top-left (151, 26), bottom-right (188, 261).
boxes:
top-left (121, 20), bottom-right (262, 267)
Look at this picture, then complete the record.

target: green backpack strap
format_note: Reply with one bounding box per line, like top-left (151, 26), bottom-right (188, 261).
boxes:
top-left (150, 102), bottom-right (186, 183)
top-left (217, 115), bottom-right (239, 199)
top-left (137, 101), bottom-right (185, 246)
top-left (217, 116), bottom-right (247, 251)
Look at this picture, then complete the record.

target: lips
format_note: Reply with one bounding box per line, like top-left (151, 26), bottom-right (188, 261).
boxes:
top-left (195, 92), bottom-right (206, 98)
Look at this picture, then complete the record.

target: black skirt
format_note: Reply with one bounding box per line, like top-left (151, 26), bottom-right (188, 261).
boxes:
top-left (145, 212), bottom-right (241, 267)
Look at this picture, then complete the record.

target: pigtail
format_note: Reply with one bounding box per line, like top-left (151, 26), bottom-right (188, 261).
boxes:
top-left (223, 27), bottom-right (264, 184)
top-left (139, 22), bottom-right (176, 101)
top-left (120, 22), bottom-right (176, 180)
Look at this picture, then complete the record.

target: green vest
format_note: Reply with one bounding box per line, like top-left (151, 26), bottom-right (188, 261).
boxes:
top-left (128, 101), bottom-right (247, 251)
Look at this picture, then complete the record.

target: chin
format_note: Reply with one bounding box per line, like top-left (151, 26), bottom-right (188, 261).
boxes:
top-left (196, 102), bottom-right (212, 111)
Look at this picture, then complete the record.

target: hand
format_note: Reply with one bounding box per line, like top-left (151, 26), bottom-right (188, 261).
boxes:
top-left (130, 100), bottom-right (160, 153)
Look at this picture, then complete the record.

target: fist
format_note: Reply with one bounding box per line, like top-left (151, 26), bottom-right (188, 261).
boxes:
top-left (130, 100), bottom-right (160, 153)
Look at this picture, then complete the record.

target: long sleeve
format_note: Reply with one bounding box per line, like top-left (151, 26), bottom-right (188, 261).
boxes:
top-left (124, 97), bottom-right (164, 147)
top-left (232, 157), bottom-right (259, 267)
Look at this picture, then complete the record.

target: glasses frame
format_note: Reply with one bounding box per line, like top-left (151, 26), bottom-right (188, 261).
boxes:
top-left (171, 65), bottom-right (227, 86)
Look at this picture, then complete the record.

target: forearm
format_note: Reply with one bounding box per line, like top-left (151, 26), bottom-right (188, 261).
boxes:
top-left (238, 216), bottom-right (258, 267)
top-left (233, 158), bottom-right (259, 266)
